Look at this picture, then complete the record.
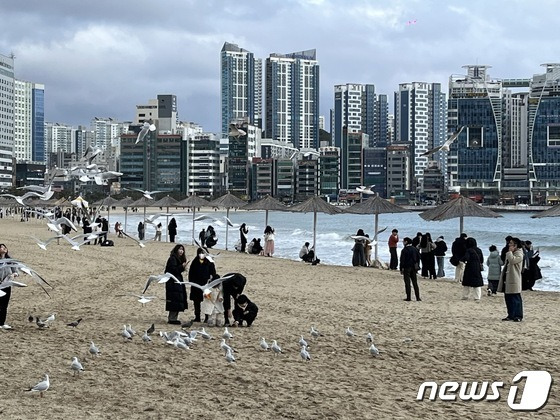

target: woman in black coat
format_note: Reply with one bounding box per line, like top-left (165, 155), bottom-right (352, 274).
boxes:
top-left (164, 244), bottom-right (189, 324)
top-left (188, 248), bottom-right (217, 322)
top-left (168, 218), bottom-right (178, 243)
top-left (461, 237), bottom-right (484, 301)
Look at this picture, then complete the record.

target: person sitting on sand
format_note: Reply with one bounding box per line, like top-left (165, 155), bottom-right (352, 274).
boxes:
top-left (232, 294), bottom-right (258, 327)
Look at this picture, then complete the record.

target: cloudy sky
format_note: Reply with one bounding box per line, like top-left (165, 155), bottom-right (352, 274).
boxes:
top-left (2, 0), bottom-right (557, 132)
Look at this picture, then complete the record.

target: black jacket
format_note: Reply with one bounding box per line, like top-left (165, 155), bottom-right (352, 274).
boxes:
top-left (188, 258), bottom-right (217, 302)
top-left (164, 254), bottom-right (187, 312)
top-left (400, 245), bottom-right (420, 270)
top-left (434, 240), bottom-right (448, 257)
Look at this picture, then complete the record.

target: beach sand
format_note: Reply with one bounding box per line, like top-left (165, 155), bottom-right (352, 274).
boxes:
top-left (0, 216), bottom-right (558, 419)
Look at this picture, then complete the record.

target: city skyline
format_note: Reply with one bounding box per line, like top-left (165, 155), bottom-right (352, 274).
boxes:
top-left (2, 0), bottom-right (557, 132)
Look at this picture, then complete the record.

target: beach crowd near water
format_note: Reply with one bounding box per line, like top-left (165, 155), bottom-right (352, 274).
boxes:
top-left (0, 204), bottom-right (559, 418)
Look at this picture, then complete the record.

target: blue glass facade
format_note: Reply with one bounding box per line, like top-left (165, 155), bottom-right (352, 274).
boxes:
top-left (530, 96), bottom-right (560, 181)
top-left (32, 87), bottom-right (45, 162)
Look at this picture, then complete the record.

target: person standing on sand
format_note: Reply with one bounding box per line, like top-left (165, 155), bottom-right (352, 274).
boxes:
top-left (263, 226), bottom-right (275, 257)
top-left (434, 236), bottom-right (448, 278)
top-left (399, 237), bottom-right (421, 301)
top-left (188, 247), bottom-right (217, 323)
top-left (239, 223), bottom-right (249, 253)
top-left (164, 244), bottom-right (189, 325)
top-left (388, 229), bottom-right (399, 270)
top-left (460, 237), bottom-right (484, 302)
top-left (0, 244), bottom-right (19, 329)
top-left (497, 237), bottom-right (524, 322)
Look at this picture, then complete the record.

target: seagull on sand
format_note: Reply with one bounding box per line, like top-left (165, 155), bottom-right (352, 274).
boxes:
top-left (142, 331), bottom-right (152, 343)
top-left (89, 342), bottom-right (100, 357)
top-left (198, 327), bottom-right (213, 340)
top-left (300, 346), bottom-right (311, 361)
top-left (146, 323), bottom-right (155, 335)
top-left (369, 343), bottom-right (380, 357)
top-left (121, 325), bottom-right (133, 340)
top-left (421, 125), bottom-right (466, 157)
top-left (225, 348), bottom-right (236, 363)
top-left (136, 121), bottom-right (157, 144)
top-left (27, 374), bottom-right (50, 397)
top-left (126, 324), bottom-right (136, 337)
top-left (259, 337), bottom-right (270, 351)
top-left (345, 327), bottom-right (356, 338)
top-left (70, 357), bottom-right (84, 376)
top-left (310, 326), bottom-right (324, 338)
top-left (222, 327), bottom-right (234, 340)
top-left (271, 340), bottom-right (283, 355)
top-left (220, 339), bottom-right (237, 355)
top-left (366, 332), bottom-right (374, 343)
top-left (298, 336), bottom-right (309, 348)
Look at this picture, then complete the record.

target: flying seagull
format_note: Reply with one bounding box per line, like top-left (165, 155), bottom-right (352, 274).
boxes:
top-left (142, 272), bottom-right (181, 294)
top-left (355, 185), bottom-right (376, 195)
top-left (421, 125), bottom-right (466, 157)
top-left (127, 188), bottom-right (163, 200)
top-left (136, 121), bottom-right (156, 144)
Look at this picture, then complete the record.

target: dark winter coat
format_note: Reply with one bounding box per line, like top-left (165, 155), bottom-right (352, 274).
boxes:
top-left (434, 240), bottom-right (448, 257)
top-left (222, 273), bottom-right (247, 312)
top-left (461, 242), bottom-right (484, 287)
top-left (188, 258), bottom-right (217, 302)
top-left (450, 237), bottom-right (467, 265)
top-left (164, 254), bottom-right (187, 312)
top-left (399, 244), bottom-right (420, 270)
top-left (168, 219), bottom-right (177, 236)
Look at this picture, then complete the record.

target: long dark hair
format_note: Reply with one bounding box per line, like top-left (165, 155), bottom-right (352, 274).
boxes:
top-left (0, 243), bottom-right (10, 259)
top-left (264, 225), bottom-right (274, 234)
top-left (170, 244), bottom-right (186, 263)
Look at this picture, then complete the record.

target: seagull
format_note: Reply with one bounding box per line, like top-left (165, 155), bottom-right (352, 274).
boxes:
top-left (142, 331), bottom-right (152, 343)
top-left (421, 125), bottom-right (466, 157)
top-left (345, 327), bottom-right (356, 338)
top-left (44, 313), bottom-right (55, 323)
top-left (126, 324), bottom-right (136, 337)
top-left (46, 217), bottom-right (78, 234)
top-left (144, 213), bottom-right (163, 225)
top-left (369, 343), bottom-right (380, 357)
top-left (0, 259), bottom-right (53, 296)
top-left (136, 121), bottom-right (157, 144)
top-left (300, 346), bottom-right (311, 361)
top-left (121, 231), bottom-right (147, 248)
top-left (121, 325), bottom-right (133, 340)
top-left (146, 323), bottom-right (155, 335)
top-left (121, 293), bottom-right (157, 306)
top-left (259, 337), bottom-right (270, 351)
top-left (70, 357), bottom-right (84, 376)
top-left (142, 272), bottom-right (181, 294)
top-left (298, 336), bottom-right (309, 348)
top-left (228, 123), bottom-right (247, 137)
top-left (83, 145), bottom-right (103, 165)
top-left (222, 327), bottom-right (233, 340)
top-left (67, 318), bottom-right (82, 328)
top-left (128, 188), bottom-right (163, 200)
top-left (89, 341), bottom-right (100, 357)
top-left (198, 327), bottom-right (213, 340)
top-left (59, 234), bottom-right (92, 251)
top-left (28, 235), bottom-right (62, 250)
top-left (356, 185), bottom-right (376, 195)
top-left (27, 374), bottom-right (49, 397)
top-left (225, 348), bottom-right (236, 363)
top-left (0, 191), bottom-right (41, 206)
top-left (310, 326), bottom-right (324, 338)
top-left (366, 332), bottom-right (374, 343)
top-left (179, 273), bottom-right (235, 293)
top-left (271, 340), bottom-right (283, 355)
top-left (403, 337), bottom-right (414, 344)
top-left (220, 338), bottom-right (237, 355)
top-left (0, 277), bottom-right (28, 297)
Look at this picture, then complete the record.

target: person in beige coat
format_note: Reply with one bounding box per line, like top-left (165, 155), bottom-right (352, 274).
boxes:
top-left (497, 237), bottom-right (524, 322)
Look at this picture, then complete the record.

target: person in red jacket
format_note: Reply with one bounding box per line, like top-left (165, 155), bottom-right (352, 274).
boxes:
top-left (388, 229), bottom-right (399, 270)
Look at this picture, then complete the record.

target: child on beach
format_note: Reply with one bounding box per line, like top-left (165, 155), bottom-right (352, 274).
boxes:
top-left (200, 284), bottom-right (224, 327)
top-left (486, 244), bottom-right (503, 295)
top-left (232, 294), bottom-right (258, 327)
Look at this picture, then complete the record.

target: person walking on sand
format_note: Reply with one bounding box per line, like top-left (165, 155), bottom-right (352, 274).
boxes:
top-left (498, 237), bottom-right (524, 322)
top-left (388, 229), bottom-right (399, 270)
top-left (434, 236), bottom-right (448, 278)
top-left (451, 233), bottom-right (468, 282)
top-left (239, 223), bottom-right (249, 253)
top-left (0, 244), bottom-right (19, 329)
top-left (486, 244), bottom-right (502, 296)
top-left (399, 237), bottom-right (421, 302)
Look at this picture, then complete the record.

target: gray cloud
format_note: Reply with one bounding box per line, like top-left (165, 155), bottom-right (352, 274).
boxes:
top-left (1, 0), bottom-right (557, 131)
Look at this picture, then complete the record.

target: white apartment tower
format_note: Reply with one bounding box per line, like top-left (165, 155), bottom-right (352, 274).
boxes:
top-left (14, 80), bottom-right (45, 163)
top-left (0, 53), bottom-right (14, 187)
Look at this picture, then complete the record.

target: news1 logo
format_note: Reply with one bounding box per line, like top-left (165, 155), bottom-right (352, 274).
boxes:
top-left (417, 371), bottom-right (553, 411)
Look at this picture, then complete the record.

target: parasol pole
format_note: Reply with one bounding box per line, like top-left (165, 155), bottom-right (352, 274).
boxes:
top-left (225, 207), bottom-right (230, 250)
top-left (460, 216), bottom-right (464, 236)
top-left (191, 207), bottom-right (196, 246)
top-left (374, 213), bottom-right (379, 262)
top-left (166, 206), bottom-right (170, 242)
top-left (313, 211), bottom-right (318, 260)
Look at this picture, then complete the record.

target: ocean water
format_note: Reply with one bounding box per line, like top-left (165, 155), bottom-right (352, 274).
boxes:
top-left (121, 209), bottom-right (560, 292)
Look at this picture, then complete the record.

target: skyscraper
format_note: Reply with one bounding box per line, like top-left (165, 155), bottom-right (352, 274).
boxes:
top-left (266, 49), bottom-right (319, 150)
top-left (221, 42), bottom-right (262, 134)
top-left (395, 82), bottom-right (446, 192)
top-left (14, 80), bottom-right (44, 163)
top-left (0, 53), bottom-right (14, 187)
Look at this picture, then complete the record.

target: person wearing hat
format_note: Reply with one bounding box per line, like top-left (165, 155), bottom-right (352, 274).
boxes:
top-left (232, 294), bottom-right (258, 327)
top-left (434, 236), bottom-right (448, 278)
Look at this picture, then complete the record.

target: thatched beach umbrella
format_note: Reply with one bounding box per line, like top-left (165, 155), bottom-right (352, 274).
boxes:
top-left (208, 192), bottom-right (247, 250)
top-left (419, 195), bottom-right (502, 235)
top-left (288, 196), bottom-right (343, 261)
top-left (152, 195), bottom-right (179, 242)
top-left (241, 195), bottom-right (287, 231)
top-left (92, 196), bottom-right (122, 226)
top-left (130, 196), bottom-right (158, 230)
top-left (345, 195), bottom-right (409, 265)
top-left (531, 205), bottom-right (560, 218)
top-left (116, 196), bottom-right (135, 233)
top-left (176, 194), bottom-right (211, 245)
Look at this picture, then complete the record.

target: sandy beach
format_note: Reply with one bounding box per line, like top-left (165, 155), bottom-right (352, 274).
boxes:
top-left (0, 216), bottom-right (558, 419)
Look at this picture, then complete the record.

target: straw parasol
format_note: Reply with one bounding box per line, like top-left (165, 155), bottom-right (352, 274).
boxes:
top-left (241, 195), bottom-right (287, 231)
top-left (116, 197), bottom-right (135, 233)
top-left (176, 194), bottom-right (211, 245)
top-left (531, 205), bottom-right (560, 218)
top-left (208, 192), bottom-right (247, 250)
top-left (130, 196), bottom-right (158, 230)
top-left (287, 196), bottom-right (343, 261)
top-left (345, 195), bottom-right (409, 265)
top-left (92, 196), bottom-right (122, 225)
top-left (419, 195), bottom-right (502, 235)
top-left (152, 195), bottom-right (179, 242)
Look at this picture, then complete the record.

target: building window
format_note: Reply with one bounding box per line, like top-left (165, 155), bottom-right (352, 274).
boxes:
top-left (547, 124), bottom-right (560, 147)
top-left (467, 126), bottom-right (483, 148)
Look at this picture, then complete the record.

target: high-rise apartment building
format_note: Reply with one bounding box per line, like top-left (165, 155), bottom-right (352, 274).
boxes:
top-left (0, 53), bottom-right (14, 187)
top-left (44, 122), bottom-right (73, 167)
top-left (14, 80), bottom-right (44, 163)
top-left (447, 66), bottom-right (502, 195)
top-left (266, 49), bottom-right (319, 150)
top-left (395, 82), bottom-right (446, 192)
top-left (221, 42), bottom-right (262, 134)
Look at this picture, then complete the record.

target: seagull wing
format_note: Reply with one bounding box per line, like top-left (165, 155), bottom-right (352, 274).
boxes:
top-left (122, 231), bottom-right (146, 248)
